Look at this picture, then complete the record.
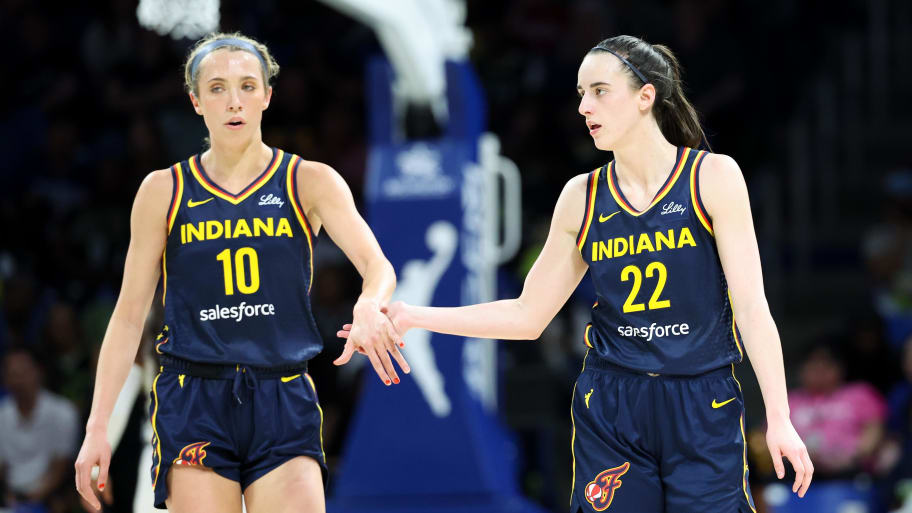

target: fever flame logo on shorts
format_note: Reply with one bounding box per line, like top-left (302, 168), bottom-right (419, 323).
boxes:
top-left (173, 441), bottom-right (211, 467)
top-left (584, 461), bottom-right (631, 511)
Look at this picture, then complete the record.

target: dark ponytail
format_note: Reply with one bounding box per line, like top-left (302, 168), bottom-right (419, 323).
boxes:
top-left (589, 35), bottom-right (706, 149)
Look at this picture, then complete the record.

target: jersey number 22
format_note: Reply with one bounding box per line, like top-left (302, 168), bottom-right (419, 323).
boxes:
top-left (621, 262), bottom-right (670, 313)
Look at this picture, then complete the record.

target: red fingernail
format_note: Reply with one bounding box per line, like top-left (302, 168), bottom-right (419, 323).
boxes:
top-left (385, 380), bottom-right (391, 385)
top-left (393, 378), bottom-right (400, 384)
top-left (399, 342), bottom-right (405, 347)
top-left (98, 483), bottom-right (105, 490)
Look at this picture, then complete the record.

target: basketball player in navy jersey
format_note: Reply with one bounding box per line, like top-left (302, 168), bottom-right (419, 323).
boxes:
top-left (339, 35), bottom-right (813, 512)
top-left (74, 32), bottom-right (409, 512)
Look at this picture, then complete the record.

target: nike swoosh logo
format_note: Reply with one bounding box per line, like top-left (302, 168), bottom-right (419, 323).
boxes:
top-left (599, 211), bottom-right (620, 223)
top-left (712, 397), bottom-right (736, 409)
top-left (187, 197), bottom-right (215, 208)
top-left (281, 374), bottom-right (301, 383)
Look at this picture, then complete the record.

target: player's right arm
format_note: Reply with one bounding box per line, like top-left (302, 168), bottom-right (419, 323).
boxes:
top-left (74, 169), bottom-right (172, 510)
top-left (344, 173), bottom-right (591, 341)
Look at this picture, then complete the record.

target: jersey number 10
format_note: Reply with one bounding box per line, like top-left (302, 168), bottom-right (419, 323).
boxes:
top-left (216, 247), bottom-right (260, 295)
top-left (620, 262), bottom-right (670, 313)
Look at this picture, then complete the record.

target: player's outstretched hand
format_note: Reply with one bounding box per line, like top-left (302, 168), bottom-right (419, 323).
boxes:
top-left (381, 301), bottom-right (412, 335)
top-left (767, 418), bottom-right (814, 497)
top-left (74, 428), bottom-right (111, 511)
top-left (335, 301), bottom-right (414, 346)
top-left (333, 298), bottom-right (410, 385)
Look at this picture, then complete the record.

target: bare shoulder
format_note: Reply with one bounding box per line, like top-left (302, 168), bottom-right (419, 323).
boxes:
top-left (144, 168), bottom-right (174, 185)
top-left (553, 172), bottom-right (594, 232)
top-left (699, 153), bottom-right (749, 215)
top-left (295, 158), bottom-right (352, 201)
top-left (701, 152), bottom-right (742, 176)
top-left (295, 158), bottom-right (334, 175)
top-left (296, 159), bottom-right (342, 184)
top-left (125, 169), bottom-right (174, 237)
top-left (700, 153), bottom-right (747, 191)
top-left (135, 169), bottom-right (174, 208)
top-left (563, 172), bottom-right (591, 195)
top-left (557, 172), bottom-right (591, 204)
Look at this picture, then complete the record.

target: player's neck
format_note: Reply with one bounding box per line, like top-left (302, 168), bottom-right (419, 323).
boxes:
top-left (204, 135), bottom-right (271, 182)
top-left (612, 123), bottom-right (677, 187)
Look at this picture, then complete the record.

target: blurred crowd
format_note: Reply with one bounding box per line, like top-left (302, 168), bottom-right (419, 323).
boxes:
top-left (1, 0), bottom-right (910, 512)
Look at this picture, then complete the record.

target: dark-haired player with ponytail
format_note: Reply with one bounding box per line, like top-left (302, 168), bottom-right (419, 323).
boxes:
top-left (339, 35), bottom-right (813, 512)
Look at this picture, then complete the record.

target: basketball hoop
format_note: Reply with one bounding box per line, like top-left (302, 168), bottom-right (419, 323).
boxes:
top-left (137, 0), bottom-right (219, 40)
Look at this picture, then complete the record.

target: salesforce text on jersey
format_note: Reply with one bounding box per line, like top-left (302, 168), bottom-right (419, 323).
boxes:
top-left (199, 302), bottom-right (276, 322)
top-left (618, 322), bottom-right (690, 342)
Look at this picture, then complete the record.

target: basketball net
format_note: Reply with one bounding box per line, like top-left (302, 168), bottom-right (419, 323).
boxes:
top-left (137, 0), bottom-right (220, 40)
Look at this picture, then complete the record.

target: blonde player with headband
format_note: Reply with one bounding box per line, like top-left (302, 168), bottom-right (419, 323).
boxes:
top-left (74, 32), bottom-right (409, 512)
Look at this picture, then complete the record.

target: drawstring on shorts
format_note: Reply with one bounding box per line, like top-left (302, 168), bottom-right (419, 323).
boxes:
top-left (232, 365), bottom-right (258, 405)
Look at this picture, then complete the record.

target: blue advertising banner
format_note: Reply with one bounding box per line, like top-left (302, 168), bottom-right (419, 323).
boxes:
top-left (328, 60), bottom-right (545, 513)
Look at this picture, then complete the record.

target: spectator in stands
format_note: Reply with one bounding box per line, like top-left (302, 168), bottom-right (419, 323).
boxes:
top-left (789, 339), bottom-right (887, 477)
top-left (0, 346), bottom-right (79, 511)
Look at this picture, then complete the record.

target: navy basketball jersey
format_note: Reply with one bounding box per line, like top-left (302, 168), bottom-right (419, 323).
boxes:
top-left (576, 147), bottom-right (743, 375)
top-left (157, 148), bottom-right (322, 366)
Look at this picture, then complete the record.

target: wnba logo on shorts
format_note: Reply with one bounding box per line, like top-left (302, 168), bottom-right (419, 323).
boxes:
top-left (584, 461), bottom-right (630, 511)
top-left (173, 441), bottom-right (211, 467)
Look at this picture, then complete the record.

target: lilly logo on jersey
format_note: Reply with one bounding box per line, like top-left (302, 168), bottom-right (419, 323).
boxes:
top-left (660, 200), bottom-right (687, 216)
top-left (259, 193), bottom-right (285, 207)
top-left (584, 461), bottom-right (630, 511)
top-left (590, 227), bottom-right (697, 262)
top-left (173, 441), bottom-right (210, 467)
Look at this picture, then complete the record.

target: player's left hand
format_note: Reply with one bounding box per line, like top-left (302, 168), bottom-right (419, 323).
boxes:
top-left (333, 298), bottom-right (409, 385)
top-left (78, 472), bottom-right (113, 513)
top-left (766, 418), bottom-right (814, 497)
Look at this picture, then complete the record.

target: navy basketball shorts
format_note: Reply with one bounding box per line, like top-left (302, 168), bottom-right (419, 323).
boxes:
top-left (148, 356), bottom-right (327, 509)
top-left (570, 353), bottom-right (756, 513)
